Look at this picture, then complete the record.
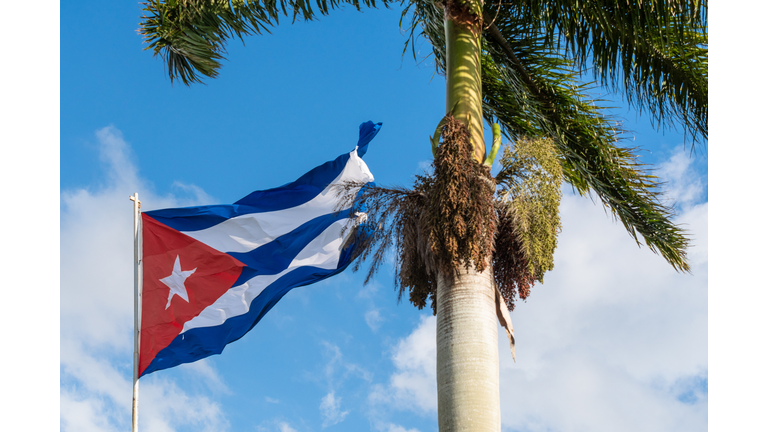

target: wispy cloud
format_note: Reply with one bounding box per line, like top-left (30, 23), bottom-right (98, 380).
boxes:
top-left (179, 359), bottom-right (232, 395)
top-left (383, 424), bottom-right (421, 432)
top-left (321, 341), bottom-right (344, 387)
top-left (310, 341), bottom-right (376, 427)
top-left (319, 340), bottom-right (372, 387)
top-left (319, 391), bottom-right (349, 428)
top-left (657, 148), bottom-right (707, 210)
top-left (171, 181), bottom-right (217, 206)
top-left (356, 279), bottom-right (381, 300)
top-left (389, 315), bottom-right (438, 413)
top-left (502, 176), bottom-right (707, 431)
top-left (365, 309), bottom-right (385, 332)
top-left (60, 126), bottom-right (227, 431)
top-left (254, 419), bottom-right (301, 432)
top-left (364, 315), bottom-right (437, 431)
top-left (368, 149), bottom-right (707, 432)
top-left (278, 422), bottom-right (298, 432)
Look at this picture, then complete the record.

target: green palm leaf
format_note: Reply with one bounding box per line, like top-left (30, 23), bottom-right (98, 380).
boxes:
top-left (141, 0), bottom-right (705, 272)
top-left (487, 0), bottom-right (708, 144)
top-left (139, 0), bottom-right (395, 85)
top-left (403, 0), bottom-right (692, 271)
top-left (482, 29), bottom-right (690, 272)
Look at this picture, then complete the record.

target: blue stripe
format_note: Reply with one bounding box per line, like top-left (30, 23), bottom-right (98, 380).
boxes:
top-left (234, 153), bottom-right (352, 207)
top-left (227, 209), bottom-right (352, 274)
top-left (145, 152), bottom-right (352, 232)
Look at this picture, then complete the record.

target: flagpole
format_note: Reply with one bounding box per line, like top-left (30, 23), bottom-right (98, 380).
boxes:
top-left (130, 193), bottom-right (142, 432)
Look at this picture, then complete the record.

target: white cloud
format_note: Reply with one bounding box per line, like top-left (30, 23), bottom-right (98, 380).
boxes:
top-left (389, 316), bottom-right (438, 413)
top-left (365, 314), bottom-right (437, 422)
top-left (493, 189), bottom-right (707, 432)
top-left (320, 341), bottom-right (344, 388)
top-left (364, 393), bottom-right (427, 432)
top-left (656, 148), bottom-right (706, 209)
top-left (383, 424), bottom-right (421, 432)
top-left (60, 389), bottom-right (121, 432)
top-left (500, 150), bottom-right (707, 431)
top-left (319, 391), bottom-right (349, 428)
top-left (278, 422), bottom-right (298, 432)
top-left (60, 347), bottom-right (230, 432)
top-left (319, 340), bottom-right (372, 388)
top-left (371, 149), bottom-right (707, 432)
top-left (136, 377), bottom-right (229, 432)
top-left (254, 419), bottom-right (300, 432)
top-left (365, 309), bottom-right (385, 331)
top-left (356, 279), bottom-right (381, 299)
top-left (312, 342), bottom-right (375, 428)
top-left (60, 126), bottom-right (228, 431)
top-left (179, 359), bottom-right (231, 395)
top-left (171, 181), bottom-right (217, 205)
top-left (265, 397), bottom-right (280, 404)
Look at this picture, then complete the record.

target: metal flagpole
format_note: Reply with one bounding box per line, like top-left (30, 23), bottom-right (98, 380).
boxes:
top-left (130, 193), bottom-right (142, 432)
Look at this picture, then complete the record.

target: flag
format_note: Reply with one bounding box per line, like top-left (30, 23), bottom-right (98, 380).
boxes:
top-left (138, 121), bottom-right (382, 377)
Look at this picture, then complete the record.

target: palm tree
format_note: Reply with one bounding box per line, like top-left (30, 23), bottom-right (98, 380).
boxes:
top-left (139, 1), bottom-right (707, 430)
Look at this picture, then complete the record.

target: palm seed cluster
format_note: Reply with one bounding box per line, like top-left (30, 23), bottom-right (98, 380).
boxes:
top-left (339, 116), bottom-right (563, 313)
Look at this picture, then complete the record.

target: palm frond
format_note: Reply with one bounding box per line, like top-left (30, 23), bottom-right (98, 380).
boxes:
top-left (491, 0), bottom-right (708, 144)
top-left (482, 31), bottom-right (691, 272)
top-left (400, 0), bottom-right (444, 71)
top-left (403, 2), bottom-right (691, 271)
top-left (140, 0), bottom-right (395, 85)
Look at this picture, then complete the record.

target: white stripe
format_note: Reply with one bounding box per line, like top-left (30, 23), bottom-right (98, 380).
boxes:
top-left (182, 151), bottom-right (373, 254)
top-left (180, 218), bottom-right (356, 334)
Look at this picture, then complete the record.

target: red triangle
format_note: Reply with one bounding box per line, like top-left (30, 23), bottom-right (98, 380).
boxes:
top-left (140, 214), bottom-right (245, 376)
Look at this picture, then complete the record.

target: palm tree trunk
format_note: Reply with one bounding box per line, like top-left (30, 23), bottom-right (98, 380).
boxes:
top-left (436, 267), bottom-right (500, 431)
top-left (437, 3), bottom-right (501, 431)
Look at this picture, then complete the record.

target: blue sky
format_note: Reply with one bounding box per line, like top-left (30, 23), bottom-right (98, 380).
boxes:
top-left (52, 2), bottom-right (718, 431)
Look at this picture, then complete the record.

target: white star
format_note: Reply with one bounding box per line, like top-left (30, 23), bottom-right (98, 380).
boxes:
top-left (160, 255), bottom-right (197, 310)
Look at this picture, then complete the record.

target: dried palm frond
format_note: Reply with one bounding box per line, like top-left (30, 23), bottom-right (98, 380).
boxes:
top-left (334, 180), bottom-right (437, 310)
top-left (426, 115), bottom-right (497, 276)
top-left (493, 206), bottom-right (535, 311)
top-left (336, 115), bottom-right (498, 313)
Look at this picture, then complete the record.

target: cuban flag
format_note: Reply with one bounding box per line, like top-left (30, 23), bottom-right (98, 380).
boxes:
top-left (138, 121), bottom-right (381, 377)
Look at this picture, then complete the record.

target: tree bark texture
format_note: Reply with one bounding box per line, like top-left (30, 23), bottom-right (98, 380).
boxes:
top-left (436, 266), bottom-right (501, 432)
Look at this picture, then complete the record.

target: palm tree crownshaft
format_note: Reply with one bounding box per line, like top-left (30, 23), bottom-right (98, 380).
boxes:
top-left (444, 3), bottom-right (485, 162)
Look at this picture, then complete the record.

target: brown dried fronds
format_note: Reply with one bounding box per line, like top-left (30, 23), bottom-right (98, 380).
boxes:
top-left (334, 117), bottom-right (497, 314)
top-left (335, 133), bottom-right (562, 316)
top-left (334, 179), bottom-right (439, 312)
top-left (334, 181), bottom-right (417, 283)
top-left (427, 115), bottom-right (496, 276)
top-left (399, 174), bottom-right (439, 313)
top-left (336, 120), bottom-right (565, 316)
top-left (493, 206), bottom-right (536, 311)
